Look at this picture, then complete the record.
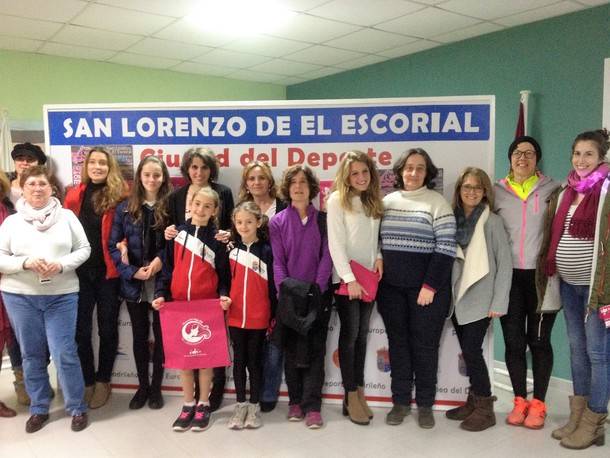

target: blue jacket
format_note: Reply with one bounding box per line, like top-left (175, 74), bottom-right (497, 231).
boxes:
top-left (108, 200), bottom-right (166, 302)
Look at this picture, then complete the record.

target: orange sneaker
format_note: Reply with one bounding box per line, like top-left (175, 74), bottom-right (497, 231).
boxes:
top-left (523, 398), bottom-right (546, 429)
top-left (506, 396), bottom-right (529, 426)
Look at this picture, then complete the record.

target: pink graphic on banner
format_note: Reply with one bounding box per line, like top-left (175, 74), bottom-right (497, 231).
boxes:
top-left (160, 299), bottom-right (230, 370)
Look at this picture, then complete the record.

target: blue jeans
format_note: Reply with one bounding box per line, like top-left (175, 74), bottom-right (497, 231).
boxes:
top-left (2, 292), bottom-right (87, 416)
top-left (560, 280), bottom-right (610, 414)
top-left (260, 340), bottom-right (284, 403)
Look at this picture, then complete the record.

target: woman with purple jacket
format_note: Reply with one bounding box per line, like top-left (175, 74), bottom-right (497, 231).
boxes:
top-left (269, 164), bottom-right (332, 430)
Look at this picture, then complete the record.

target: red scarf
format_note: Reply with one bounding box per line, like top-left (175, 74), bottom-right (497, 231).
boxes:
top-left (546, 163), bottom-right (610, 276)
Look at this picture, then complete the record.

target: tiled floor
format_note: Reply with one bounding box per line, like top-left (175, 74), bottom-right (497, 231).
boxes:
top-left (0, 368), bottom-right (606, 458)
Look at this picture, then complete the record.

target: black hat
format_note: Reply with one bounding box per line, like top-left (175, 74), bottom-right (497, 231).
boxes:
top-left (508, 136), bottom-right (541, 163)
top-left (11, 142), bottom-right (47, 165)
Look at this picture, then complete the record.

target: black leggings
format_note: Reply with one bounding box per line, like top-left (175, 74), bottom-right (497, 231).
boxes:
top-left (500, 269), bottom-right (556, 401)
top-left (452, 315), bottom-right (491, 397)
top-left (126, 301), bottom-right (164, 391)
top-left (335, 294), bottom-right (374, 393)
top-left (229, 327), bottom-right (266, 403)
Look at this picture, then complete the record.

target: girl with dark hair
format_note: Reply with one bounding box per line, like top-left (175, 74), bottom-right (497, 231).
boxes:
top-left (64, 147), bottom-right (129, 409)
top-left (543, 130), bottom-right (610, 449)
top-left (109, 156), bottom-right (172, 410)
top-left (226, 201), bottom-right (275, 430)
top-left (494, 136), bottom-right (560, 429)
top-left (378, 148), bottom-right (456, 429)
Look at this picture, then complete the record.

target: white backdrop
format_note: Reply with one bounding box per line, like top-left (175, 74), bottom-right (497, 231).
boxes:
top-left (45, 96), bottom-right (495, 407)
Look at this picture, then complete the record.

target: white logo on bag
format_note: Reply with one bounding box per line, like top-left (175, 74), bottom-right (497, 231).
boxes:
top-left (181, 319), bottom-right (211, 345)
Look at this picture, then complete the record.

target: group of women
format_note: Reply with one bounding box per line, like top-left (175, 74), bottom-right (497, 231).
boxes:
top-left (0, 129), bottom-right (608, 450)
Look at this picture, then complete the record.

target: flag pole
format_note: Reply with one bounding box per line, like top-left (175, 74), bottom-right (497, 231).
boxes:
top-left (520, 90), bottom-right (531, 136)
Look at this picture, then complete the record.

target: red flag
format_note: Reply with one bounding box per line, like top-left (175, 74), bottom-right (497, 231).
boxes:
top-left (160, 299), bottom-right (230, 370)
top-left (514, 101), bottom-right (525, 139)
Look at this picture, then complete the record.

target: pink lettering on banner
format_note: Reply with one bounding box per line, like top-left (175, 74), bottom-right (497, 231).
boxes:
top-left (159, 299), bottom-right (230, 370)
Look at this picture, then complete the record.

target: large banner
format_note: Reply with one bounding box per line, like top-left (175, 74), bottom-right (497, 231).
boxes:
top-left (45, 96), bottom-right (495, 407)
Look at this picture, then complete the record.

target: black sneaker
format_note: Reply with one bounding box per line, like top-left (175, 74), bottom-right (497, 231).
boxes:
top-left (172, 405), bottom-right (195, 431)
top-left (128, 387), bottom-right (149, 410)
top-left (260, 401), bottom-right (277, 413)
top-left (191, 404), bottom-right (211, 432)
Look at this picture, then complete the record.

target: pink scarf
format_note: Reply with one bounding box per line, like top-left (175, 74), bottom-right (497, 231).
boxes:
top-left (546, 162), bottom-right (610, 276)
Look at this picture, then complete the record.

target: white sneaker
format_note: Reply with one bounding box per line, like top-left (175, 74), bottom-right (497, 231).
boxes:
top-left (244, 403), bottom-right (262, 429)
top-left (227, 403), bottom-right (248, 430)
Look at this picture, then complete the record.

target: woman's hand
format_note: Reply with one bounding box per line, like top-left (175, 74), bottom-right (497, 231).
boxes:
top-left (151, 297), bottom-right (165, 310)
top-left (347, 281), bottom-right (367, 300)
top-left (220, 296), bottom-right (232, 310)
top-left (40, 262), bottom-right (62, 278)
top-left (117, 241), bottom-right (129, 265)
top-left (164, 225), bottom-right (178, 241)
top-left (148, 257), bottom-right (162, 276)
top-left (488, 311), bottom-right (504, 318)
top-left (417, 287), bottom-right (435, 306)
top-left (215, 230), bottom-right (231, 244)
top-left (374, 258), bottom-right (383, 279)
top-left (24, 258), bottom-right (48, 275)
top-left (133, 266), bottom-right (152, 281)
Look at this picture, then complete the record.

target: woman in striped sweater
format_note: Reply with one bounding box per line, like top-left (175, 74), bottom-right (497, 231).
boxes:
top-left (378, 148), bottom-right (456, 429)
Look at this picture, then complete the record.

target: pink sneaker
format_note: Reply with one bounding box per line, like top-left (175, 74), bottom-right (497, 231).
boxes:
top-left (523, 398), bottom-right (546, 429)
top-left (305, 411), bottom-right (323, 429)
top-left (506, 396), bottom-right (529, 426)
top-left (287, 404), bottom-right (304, 422)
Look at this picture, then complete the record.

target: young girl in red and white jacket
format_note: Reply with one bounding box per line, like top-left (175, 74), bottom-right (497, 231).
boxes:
top-left (152, 187), bottom-right (231, 432)
top-left (226, 201), bottom-right (275, 430)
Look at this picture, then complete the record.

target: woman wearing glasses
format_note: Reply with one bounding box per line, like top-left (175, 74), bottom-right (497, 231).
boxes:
top-left (494, 136), bottom-right (560, 429)
top-left (447, 167), bottom-right (512, 431)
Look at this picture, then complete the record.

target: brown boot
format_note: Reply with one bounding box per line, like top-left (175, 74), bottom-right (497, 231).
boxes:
top-left (346, 391), bottom-right (370, 425)
top-left (551, 395), bottom-right (587, 440)
top-left (446, 391), bottom-right (475, 421)
top-left (460, 395), bottom-right (496, 432)
top-left (560, 406), bottom-right (606, 449)
top-left (89, 382), bottom-right (111, 409)
top-left (13, 369), bottom-right (30, 406)
top-left (84, 385), bottom-right (95, 405)
top-left (357, 386), bottom-right (373, 419)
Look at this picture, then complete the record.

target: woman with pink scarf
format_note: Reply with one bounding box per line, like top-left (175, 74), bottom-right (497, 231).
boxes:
top-left (543, 129), bottom-right (610, 450)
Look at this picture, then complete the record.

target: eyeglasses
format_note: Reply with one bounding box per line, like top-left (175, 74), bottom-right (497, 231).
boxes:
top-left (512, 149), bottom-right (536, 160)
top-left (461, 184), bottom-right (484, 194)
top-left (24, 181), bottom-right (50, 189)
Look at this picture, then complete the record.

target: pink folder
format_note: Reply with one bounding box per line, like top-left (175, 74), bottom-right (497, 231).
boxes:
top-left (336, 260), bottom-right (380, 302)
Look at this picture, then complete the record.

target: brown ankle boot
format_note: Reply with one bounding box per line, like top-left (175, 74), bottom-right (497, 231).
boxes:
top-left (560, 406), bottom-right (607, 449)
top-left (552, 395), bottom-right (587, 440)
top-left (13, 369), bottom-right (30, 406)
top-left (346, 391), bottom-right (369, 425)
top-left (357, 386), bottom-right (373, 419)
top-left (446, 391), bottom-right (475, 421)
top-left (460, 395), bottom-right (496, 432)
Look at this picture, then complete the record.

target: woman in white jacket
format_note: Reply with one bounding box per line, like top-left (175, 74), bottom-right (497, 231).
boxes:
top-left (0, 166), bottom-right (91, 434)
top-left (446, 167), bottom-right (512, 432)
top-left (327, 151), bottom-right (383, 426)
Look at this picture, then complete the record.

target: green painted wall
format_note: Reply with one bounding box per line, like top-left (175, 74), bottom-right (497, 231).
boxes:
top-left (289, 4), bottom-right (610, 381)
top-left (0, 49), bottom-right (285, 123)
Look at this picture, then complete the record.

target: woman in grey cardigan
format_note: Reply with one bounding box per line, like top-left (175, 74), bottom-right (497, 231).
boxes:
top-left (446, 167), bottom-right (512, 432)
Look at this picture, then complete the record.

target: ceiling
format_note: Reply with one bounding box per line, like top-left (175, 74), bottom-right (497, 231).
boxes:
top-left (0, 0), bottom-right (606, 86)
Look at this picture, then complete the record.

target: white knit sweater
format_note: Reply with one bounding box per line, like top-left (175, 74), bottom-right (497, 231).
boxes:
top-left (0, 209), bottom-right (91, 295)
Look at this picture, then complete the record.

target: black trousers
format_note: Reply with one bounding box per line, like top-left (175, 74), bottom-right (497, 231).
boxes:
top-left (335, 294), bottom-right (374, 393)
top-left (229, 327), bottom-right (266, 403)
top-left (75, 267), bottom-right (121, 385)
top-left (377, 282), bottom-right (450, 407)
top-left (126, 301), bottom-right (164, 391)
top-left (284, 306), bottom-right (331, 414)
top-left (452, 315), bottom-right (491, 397)
top-left (500, 269), bottom-right (556, 401)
